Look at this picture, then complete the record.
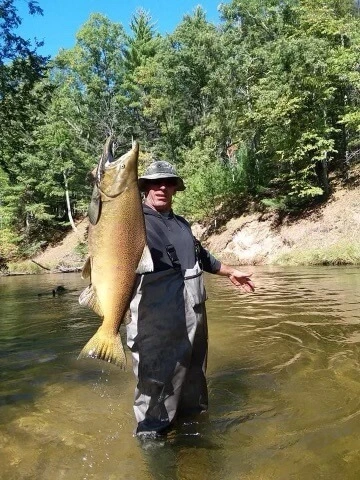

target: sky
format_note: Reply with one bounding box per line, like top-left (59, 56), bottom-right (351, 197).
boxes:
top-left (17, 0), bottom-right (222, 58)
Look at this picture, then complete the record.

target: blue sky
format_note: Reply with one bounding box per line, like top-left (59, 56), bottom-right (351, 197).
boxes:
top-left (17, 0), bottom-right (222, 58)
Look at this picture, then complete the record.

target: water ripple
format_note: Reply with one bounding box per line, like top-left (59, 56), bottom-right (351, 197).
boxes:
top-left (1, 268), bottom-right (360, 479)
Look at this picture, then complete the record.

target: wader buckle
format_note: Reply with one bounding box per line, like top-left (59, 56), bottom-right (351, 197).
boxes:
top-left (165, 244), bottom-right (181, 270)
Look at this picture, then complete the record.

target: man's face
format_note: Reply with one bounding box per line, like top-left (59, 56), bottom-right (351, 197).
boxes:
top-left (144, 178), bottom-right (178, 212)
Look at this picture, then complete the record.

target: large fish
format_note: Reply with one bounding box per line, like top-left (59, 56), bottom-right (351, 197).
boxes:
top-left (78, 137), bottom-right (153, 368)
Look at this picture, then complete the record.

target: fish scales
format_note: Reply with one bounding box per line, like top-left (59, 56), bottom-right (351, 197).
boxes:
top-left (90, 188), bottom-right (145, 330)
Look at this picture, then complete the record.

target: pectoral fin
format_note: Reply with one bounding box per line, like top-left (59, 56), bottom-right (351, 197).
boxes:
top-left (79, 285), bottom-right (103, 317)
top-left (81, 257), bottom-right (91, 280)
top-left (88, 185), bottom-right (101, 225)
top-left (136, 244), bottom-right (154, 274)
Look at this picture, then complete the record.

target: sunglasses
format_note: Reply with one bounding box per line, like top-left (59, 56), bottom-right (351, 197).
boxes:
top-left (147, 178), bottom-right (178, 187)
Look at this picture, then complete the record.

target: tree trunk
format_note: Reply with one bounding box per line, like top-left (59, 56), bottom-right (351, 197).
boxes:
top-left (63, 171), bottom-right (77, 232)
top-left (316, 157), bottom-right (330, 198)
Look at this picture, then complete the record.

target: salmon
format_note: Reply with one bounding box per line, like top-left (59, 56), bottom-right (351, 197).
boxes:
top-left (78, 137), bottom-right (153, 368)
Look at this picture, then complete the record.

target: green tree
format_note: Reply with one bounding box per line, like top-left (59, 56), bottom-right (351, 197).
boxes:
top-left (0, 0), bottom-right (52, 255)
top-left (1, 13), bottom-right (129, 249)
top-left (138, 8), bottom-right (223, 158)
top-left (123, 9), bottom-right (161, 147)
top-left (54, 13), bottom-right (129, 148)
top-left (0, 0), bottom-right (49, 176)
top-left (219, 0), bottom-right (360, 209)
top-left (13, 13), bottom-right (129, 240)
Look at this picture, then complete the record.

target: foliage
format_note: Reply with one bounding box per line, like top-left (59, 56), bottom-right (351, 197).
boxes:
top-left (174, 143), bottom-right (248, 220)
top-left (0, 0), bottom-right (49, 176)
top-left (0, 226), bottom-right (19, 258)
top-left (74, 241), bottom-right (88, 258)
top-left (122, 9), bottom-right (162, 148)
top-left (1, 1), bottom-right (360, 259)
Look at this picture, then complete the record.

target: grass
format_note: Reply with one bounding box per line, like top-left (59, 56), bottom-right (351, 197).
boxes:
top-left (6, 260), bottom-right (44, 275)
top-left (274, 241), bottom-right (360, 266)
top-left (73, 241), bottom-right (88, 259)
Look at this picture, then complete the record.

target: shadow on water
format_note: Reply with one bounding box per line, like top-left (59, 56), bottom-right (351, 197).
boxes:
top-left (208, 367), bottom-right (277, 434)
top-left (0, 277), bottom-right (103, 417)
top-left (137, 415), bottom-right (222, 480)
top-left (139, 359), bottom-right (278, 480)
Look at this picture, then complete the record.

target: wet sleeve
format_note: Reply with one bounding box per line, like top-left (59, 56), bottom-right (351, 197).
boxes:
top-left (196, 239), bottom-right (221, 274)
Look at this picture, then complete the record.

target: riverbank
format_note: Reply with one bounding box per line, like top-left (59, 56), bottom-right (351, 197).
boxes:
top-left (199, 181), bottom-right (360, 266)
top-left (3, 176), bottom-right (360, 275)
top-left (5, 220), bottom-right (88, 276)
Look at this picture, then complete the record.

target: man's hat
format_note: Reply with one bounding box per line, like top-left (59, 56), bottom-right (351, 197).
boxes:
top-left (138, 161), bottom-right (186, 191)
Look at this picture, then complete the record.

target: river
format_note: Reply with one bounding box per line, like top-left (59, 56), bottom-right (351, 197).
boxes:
top-left (1, 266), bottom-right (360, 479)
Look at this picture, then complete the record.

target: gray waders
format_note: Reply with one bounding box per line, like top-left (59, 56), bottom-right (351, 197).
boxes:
top-left (127, 262), bottom-right (208, 435)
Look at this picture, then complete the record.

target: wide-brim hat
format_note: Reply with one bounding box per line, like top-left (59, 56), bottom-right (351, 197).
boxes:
top-left (138, 160), bottom-right (186, 192)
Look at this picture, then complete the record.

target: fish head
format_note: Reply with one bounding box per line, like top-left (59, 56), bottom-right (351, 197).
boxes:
top-left (97, 138), bottom-right (139, 198)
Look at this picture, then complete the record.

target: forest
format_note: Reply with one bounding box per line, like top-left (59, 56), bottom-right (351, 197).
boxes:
top-left (0, 0), bottom-right (360, 261)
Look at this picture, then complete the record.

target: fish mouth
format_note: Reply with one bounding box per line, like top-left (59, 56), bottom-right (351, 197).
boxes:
top-left (95, 140), bottom-right (137, 183)
top-left (103, 140), bottom-right (138, 170)
top-left (94, 138), bottom-right (139, 198)
top-left (104, 144), bottom-right (126, 169)
top-left (104, 156), bottom-right (124, 169)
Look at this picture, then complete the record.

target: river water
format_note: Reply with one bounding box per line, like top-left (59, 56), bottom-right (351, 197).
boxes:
top-left (1, 266), bottom-right (360, 480)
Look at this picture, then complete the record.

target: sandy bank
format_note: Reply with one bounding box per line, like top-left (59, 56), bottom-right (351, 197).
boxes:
top-left (3, 183), bottom-right (360, 275)
top-left (198, 187), bottom-right (360, 266)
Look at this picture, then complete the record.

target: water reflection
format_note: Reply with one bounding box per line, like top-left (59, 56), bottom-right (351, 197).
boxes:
top-left (1, 267), bottom-right (360, 479)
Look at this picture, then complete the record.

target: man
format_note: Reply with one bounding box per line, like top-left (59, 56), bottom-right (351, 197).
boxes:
top-left (126, 160), bottom-right (255, 438)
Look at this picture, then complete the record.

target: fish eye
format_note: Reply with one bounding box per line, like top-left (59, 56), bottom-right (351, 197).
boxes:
top-left (121, 164), bottom-right (125, 169)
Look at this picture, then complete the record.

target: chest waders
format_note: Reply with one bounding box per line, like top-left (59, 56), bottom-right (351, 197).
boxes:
top-left (127, 259), bottom-right (208, 436)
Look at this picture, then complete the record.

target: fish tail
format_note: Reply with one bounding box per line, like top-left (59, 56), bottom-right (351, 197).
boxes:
top-left (77, 329), bottom-right (126, 369)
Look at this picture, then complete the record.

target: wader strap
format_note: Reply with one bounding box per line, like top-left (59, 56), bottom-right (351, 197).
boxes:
top-left (194, 238), bottom-right (203, 270)
top-left (145, 212), bottom-right (197, 271)
top-left (165, 244), bottom-right (181, 271)
top-left (151, 223), bottom-right (182, 270)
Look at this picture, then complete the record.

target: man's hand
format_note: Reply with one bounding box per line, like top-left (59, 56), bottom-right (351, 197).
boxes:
top-left (216, 264), bottom-right (255, 292)
top-left (228, 270), bottom-right (255, 292)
